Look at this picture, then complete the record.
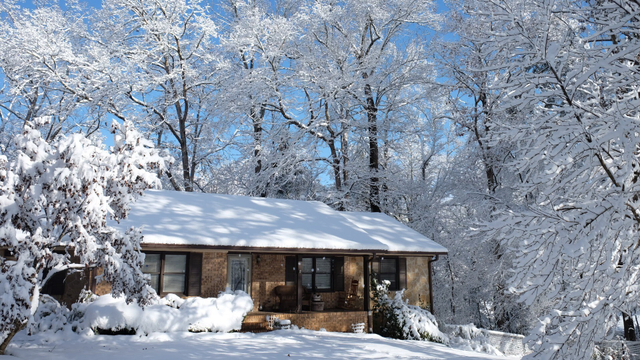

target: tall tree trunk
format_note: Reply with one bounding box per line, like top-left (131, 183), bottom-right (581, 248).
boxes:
top-left (177, 105), bottom-right (192, 192)
top-left (623, 312), bottom-right (637, 341)
top-left (157, 130), bottom-right (182, 191)
top-left (364, 83), bottom-right (380, 213)
top-left (328, 139), bottom-right (342, 192)
top-left (341, 117), bottom-right (349, 187)
top-left (251, 104), bottom-right (267, 197)
top-left (473, 91), bottom-right (498, 193)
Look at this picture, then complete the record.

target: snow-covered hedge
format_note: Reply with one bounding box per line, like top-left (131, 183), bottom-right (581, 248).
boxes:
top-left (372, 280), bottom-right (448, 343)
top-left (30, 290), bottom-right (253, 336)
top-left (444, 324), bottom-right (503, 356)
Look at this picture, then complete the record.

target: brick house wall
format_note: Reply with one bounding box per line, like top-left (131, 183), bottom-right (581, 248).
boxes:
top-left (93, 267), bottom-right (112, 295)
top-left (92, 253), bottom-right (430, 310)
top-left (201, 251), bottom-right (227, 297)
top-left (251, 253), bottom-right (286, 311)
top-left (404, 257), bottom-right (431, 309)
top-left (382, 257), bottom-right (431, 309)
top-left (243, 311), bottom-right (369, 333)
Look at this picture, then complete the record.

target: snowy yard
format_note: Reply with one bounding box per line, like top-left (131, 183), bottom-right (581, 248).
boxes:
top-left (6, 330), bottom-right (520, 360)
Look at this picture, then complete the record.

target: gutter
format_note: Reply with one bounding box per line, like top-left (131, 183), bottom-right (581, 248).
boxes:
top-left (140, 243), bottom-right (448, 257)
top-left (429, 254), bottom-right (439, 315)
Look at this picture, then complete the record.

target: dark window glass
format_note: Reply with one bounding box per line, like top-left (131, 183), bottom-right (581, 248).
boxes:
top-left (163, 274), bottom-right (185, 293)
top-left (301, 257), bottom-right (333, 292)
top-left (144, 254), bottom-right (161, 273)
top-left (379, 258), bottom-right (398, 291)
top-left (142, 252), bottom-right (187, 294)
top-left (164, 255), bottom-right (186, 273)
top-left (301, 258), bottom-right (313, 273)
top-left (302, 274), bottom-right (313, 290)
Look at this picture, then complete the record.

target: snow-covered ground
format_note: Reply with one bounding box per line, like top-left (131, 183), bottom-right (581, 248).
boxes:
top-left (6, 329), bottom-right (521, 360)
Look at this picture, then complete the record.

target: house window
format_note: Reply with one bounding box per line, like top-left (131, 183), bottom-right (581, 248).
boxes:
top-left (143, 252), bottom-right (187, 294)
top-left (301, 257), bottom-right (333, 292)
top-left (378, 257), bottom-right (399, 291)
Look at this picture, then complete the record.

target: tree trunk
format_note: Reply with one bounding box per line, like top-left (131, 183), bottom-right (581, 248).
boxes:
top-left (623, 312), bottom-right (636, 341)
top-left (328, 139), bottom-right (342, 192)
top-left (364, 83), bottom-right (380, 213)
top-left (0, 319), bottom-right (26, 355)
top-left (251, 104), bottom-right (267, 197)
top-left (178, 120), bottom-right (192, 192)
top-left (341, 120), bottom-right (349, 187)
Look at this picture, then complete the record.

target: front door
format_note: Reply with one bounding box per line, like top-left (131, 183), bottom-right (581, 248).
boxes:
top-left (227, 254), bottom-right (251, 294)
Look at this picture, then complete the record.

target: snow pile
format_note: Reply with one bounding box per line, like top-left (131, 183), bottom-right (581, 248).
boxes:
top-left (30, 290), bottom-right (253, 336)
top-left (445, 324), bottom-right (503, 356)
top-left (28, 295), bottom-right (74, 335)
top-left (372, 280), bottom-right (448, 343)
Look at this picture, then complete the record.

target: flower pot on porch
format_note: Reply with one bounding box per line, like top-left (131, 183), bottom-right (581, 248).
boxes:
top-left (311, 301), bottom-right (324, 311)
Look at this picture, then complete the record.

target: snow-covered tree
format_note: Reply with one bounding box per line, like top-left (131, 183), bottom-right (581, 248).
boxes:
top-left (0, 120), bottom-right (165, 354)
top-left (473, 0), bottom-right (640, 358)
top-left (291, 0), bottom-right (442, 211)
top-left (89, 0), bottom-right (222, 192)
top-left (0, 3), bottom-right (105, 149)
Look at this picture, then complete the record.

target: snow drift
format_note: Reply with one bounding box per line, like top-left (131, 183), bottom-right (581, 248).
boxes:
top-left (31, 290), bottom-right (253, 336)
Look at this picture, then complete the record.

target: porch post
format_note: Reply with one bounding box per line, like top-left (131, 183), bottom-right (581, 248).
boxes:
top-left (297, 254), bottom-right (303, 313)
top-left (364, 255), bottom-right (372, 333)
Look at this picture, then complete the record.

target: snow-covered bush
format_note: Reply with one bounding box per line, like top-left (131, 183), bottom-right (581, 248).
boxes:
top-left (372, 279), bottom-right (448, 343)
top-left (0, 121), bottom-right (165, 354)
top-left (445, 324), bottom-right (503, 356)
top-left (28, 295), bottom-right (71, 335)
top-left (28, 291), bottom-right (254, 336)
top-left (593, 341), bottom-right (631, 360)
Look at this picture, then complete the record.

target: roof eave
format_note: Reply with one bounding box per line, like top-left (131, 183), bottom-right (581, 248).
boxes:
top-left (140, 243), bottom-right (448, 257)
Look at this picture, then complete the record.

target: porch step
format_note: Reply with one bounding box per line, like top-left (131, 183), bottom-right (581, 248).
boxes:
top-left (241, 314), bottom-right (270, 333)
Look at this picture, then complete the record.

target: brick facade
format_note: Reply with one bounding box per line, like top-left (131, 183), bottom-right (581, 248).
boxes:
top-left (251, 254), bottom-right (287, 311)
top-left (201, 251), bottom-right (227, 297)
top-left (78, 251), bottom-right (433, 333)
top-left (243, 311), bottom-right (369, 333)
top-left (93, 267), bottom-right (112, 295)
top-left (381, 257), bottom-right (431, 309)
top-left (404, 257), bottom-right (431, 309)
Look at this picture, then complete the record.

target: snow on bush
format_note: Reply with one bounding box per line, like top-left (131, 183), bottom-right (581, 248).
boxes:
top-left (445, 324), bottom-right (503, 356)
top-left (593, 341), bottom-right (631, 360)
top-left (372, 279), bottom-right (448, 343)
top-left (28, 295), bottom-right (73, 336)
top-left (0, 121), bottom-right (165, 354)
top-left (29, 290), bottom-right (253, 336)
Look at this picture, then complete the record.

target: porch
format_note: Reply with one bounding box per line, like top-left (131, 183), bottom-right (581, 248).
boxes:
top-left (241, 310), bottom-right (369, 333)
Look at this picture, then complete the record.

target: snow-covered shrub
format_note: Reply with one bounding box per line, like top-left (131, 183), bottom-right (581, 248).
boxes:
top-left (445, 324), bottom-right (503, 356)
top-left (372, 279), bottom-right (448, 343)
top-left (26, 290), bottom-right (253, 336)
top-left (0, 121), bottom-right (165, 354)
top-left (161, 293), bottom-right (186, 309)
top-left (593, 341), bottom-right (631, 360)
top-left (28, 295), bottom-right (71, 335)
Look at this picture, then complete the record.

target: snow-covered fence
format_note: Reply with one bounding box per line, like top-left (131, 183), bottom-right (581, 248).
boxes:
top-left (442, 324), bottom-right (526, 356)
top-left (482, 329), bottom-right (526, 356)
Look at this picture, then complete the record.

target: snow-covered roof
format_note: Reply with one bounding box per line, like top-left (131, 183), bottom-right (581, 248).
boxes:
top-left (113, 190), bottom-right (447, 254)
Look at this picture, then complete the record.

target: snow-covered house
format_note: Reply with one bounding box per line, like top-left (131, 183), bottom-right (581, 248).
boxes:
top-left (92, 190), bottom-right (447, 332)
